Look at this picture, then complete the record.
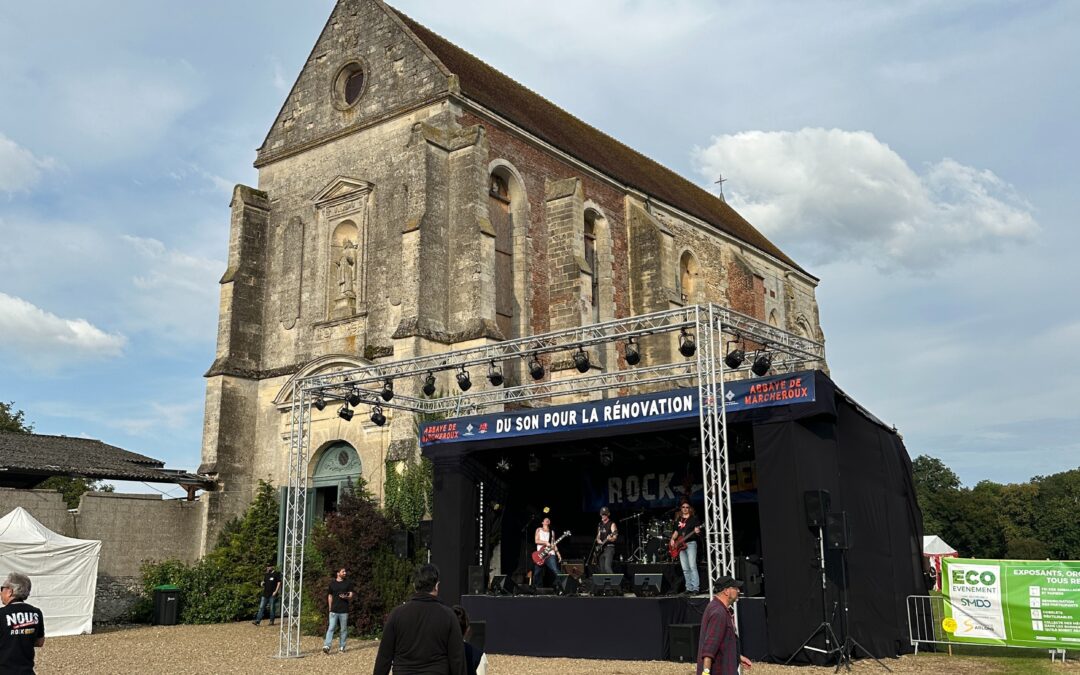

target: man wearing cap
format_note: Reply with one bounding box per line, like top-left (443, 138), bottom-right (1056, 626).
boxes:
top-left (595, 507), bottom-right (618, 574)
top-left (697, 576), bottom-right (752, 675)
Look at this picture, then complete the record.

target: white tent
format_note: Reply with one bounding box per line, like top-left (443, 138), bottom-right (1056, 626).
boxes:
top-left (922, 534), bottom-right (958, 591)
top-left (0, 507), bottom-right (101, 636)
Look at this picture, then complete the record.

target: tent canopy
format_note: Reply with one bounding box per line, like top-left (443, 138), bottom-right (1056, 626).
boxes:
top-left (923, 534), bottom-right (957, 556)
top-left (0, 507), bottom-right (101, 636)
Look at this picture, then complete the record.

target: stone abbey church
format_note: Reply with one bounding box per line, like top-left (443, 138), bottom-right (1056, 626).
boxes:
top-left (198, 0), bottom-right (826, 542)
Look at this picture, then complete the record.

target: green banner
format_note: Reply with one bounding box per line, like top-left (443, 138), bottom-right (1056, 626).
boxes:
top-left (941, 558), bottom-right (1080, 648)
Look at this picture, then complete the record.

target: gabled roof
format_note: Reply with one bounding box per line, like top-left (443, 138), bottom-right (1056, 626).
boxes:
top-left (391, 7), bottom-right (805, 274)
top-left (0, 432), bottom-right (205, 486)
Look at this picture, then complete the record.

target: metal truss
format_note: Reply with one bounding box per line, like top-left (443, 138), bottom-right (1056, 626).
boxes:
top-left (279, 304), bottom-right (824, 654)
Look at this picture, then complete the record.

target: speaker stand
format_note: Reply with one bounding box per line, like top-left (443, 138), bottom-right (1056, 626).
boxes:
top-left (785, 526), bottom-right (842, 666)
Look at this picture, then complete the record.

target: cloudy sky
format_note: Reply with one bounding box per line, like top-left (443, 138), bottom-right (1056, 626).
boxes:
top-left (1, 0), bottom-right (1076, 492)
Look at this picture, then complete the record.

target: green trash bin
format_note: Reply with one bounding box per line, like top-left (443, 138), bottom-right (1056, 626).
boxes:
top-left (152, 584), bottom-right (180, 625)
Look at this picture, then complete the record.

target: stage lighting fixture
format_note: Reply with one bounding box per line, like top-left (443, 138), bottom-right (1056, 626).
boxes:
top-left (487, 362), bottom-right (504, 386)
top-left (678, 329), bottom-right (697, 357)
top-left (421, 373), bottom-right (436, 397)
top-left (370, 405), bottom-right (386, 427)
top-left (337, 405), bottom-right (354, 422)
top-left (528, 356), bottom-right (545, 380)
top-left (573, 348), bottom-right (591, 373)
top-left (599, 447), bottom-right (613, 466)
top-left (496, 457), bottom-right (511, 472)
top-left (456, 368), bottom-right (472, 391)
top-left (624, 338), bottom-right (641, 366)
top-left (347, 388), bottom-right (362, 407)
top-left (724, 339), bottom-right (745, 369)
top-left (313, 395), bottom-right (327, 411)
top-left (752, 351), bottom-right (772, 376)
top-left (528, 454), bottom-right (540, 472)
top-left (542, 505), bottom-right (551, 514)
top-left (380, 379), bottom-right (394, 402)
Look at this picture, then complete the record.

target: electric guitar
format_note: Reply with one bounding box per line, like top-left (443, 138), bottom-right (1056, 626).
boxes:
top-left (668, 526), bottom-right (701, 560)
top-left (531, 530), bottom-right (571, 566)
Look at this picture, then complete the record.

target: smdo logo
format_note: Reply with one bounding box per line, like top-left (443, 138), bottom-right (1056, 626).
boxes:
top-left (960, 598), bottom-right (993, 608)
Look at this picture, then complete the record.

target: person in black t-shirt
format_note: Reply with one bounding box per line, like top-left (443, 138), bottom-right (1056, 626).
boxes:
top-left (595, 506), bottom-right (618, 574)
top-left (670, 500), bottom-right (703, 593)
top-left (253, 564), bottom-right (282, 626)
top-left (323, 567), bottom-right (354, 654)
top-left (0, 572), bottom-right (45, 675)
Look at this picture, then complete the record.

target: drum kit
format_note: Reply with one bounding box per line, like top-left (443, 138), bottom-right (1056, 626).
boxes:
top-left (621, 511), bottom-right (675, 564)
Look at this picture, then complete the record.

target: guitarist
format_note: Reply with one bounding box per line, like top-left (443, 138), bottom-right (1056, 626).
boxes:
top-left (670, 500), bottom-right (702, 594)
top-left (595, 507), bottom-right (618, 573)
top-left (531, 516), bottom-right (562, 588)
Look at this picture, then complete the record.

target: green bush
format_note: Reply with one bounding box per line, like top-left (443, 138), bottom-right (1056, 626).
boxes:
top-left (138, 480), bottom-right (279, 624)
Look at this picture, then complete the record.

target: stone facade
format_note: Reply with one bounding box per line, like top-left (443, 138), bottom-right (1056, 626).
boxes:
top-left (198, 0), bottom-right (827, 545)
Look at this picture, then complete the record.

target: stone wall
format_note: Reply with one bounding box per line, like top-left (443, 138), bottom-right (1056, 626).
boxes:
top-left (0, 489), bottom-right (207, 623)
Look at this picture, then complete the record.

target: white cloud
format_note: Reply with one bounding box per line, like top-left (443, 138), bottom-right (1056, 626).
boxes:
top-left (693, 128), bottom-right (1039, 270)
top-left (0, 133), bottom-right (55, 193)
top-left (0, 292), bottom-right (126, 366)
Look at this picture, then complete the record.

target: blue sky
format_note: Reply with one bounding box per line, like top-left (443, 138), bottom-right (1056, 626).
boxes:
top-left (1, 0), bottom-right (1077, 493)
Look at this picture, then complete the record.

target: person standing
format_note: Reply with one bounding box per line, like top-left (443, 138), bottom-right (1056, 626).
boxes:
top-left (532, 516), bottom-right (561, 588)
top-left (595, 507), bottom-right (618, 574)
top-left (373, 564), bottom-right (465, 675)
top-left (697, 576), bottom-right (752, 675)
top-left (0, 572), bottom-right (45, 675)
top-left (253, 564), bottom-right (282, 626)
top-left (323, 567), bottom-right (353, 654)
top-left (452, 604), bottom-right (487, 675)
top-left (670, 500), bottom-right (702, 593)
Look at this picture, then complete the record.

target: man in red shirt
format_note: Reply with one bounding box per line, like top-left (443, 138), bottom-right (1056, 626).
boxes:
top-left (697, 576), bottom-right (752, 675)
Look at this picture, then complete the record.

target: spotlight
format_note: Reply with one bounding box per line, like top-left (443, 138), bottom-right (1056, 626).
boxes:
top-left (542, 506), bottom-right (551, 514)
top-left (573, 348), bottom-right (591, 373)
top-left (487, 362), bottom-right (504, 386)
top-left (528, 356), bottom-right (545, 380)
top-left (422, 373), bottom-right (436, 397)
top-left (337, 405), bottom-right (354, 422)
top-left (491, 502), bottom-right (502, 512)
top-left (528, 454), bottom-right (540, 472)
top-left (678, 329), bottom-right (697, 357)
top-left (624, 338), bottom-right (641, 366)
top-left (752, 351), bottom-right (772, 376)
top-left (724, 340), bottom-right (745, 370)
top-left (380, 379), bottom-right (394, 402)
top-left (599, 448), bottom-right (613, 466)
top-left (456, 368), bottom-right (472, 391)
top-left (370, 405), bottom-right (386, 427)
top-left (496, 457), bottom-right (511, 472)
top-left (313, 395), bottom-right (327, 411)
top-left (347, 388), bottom-right (362, 407)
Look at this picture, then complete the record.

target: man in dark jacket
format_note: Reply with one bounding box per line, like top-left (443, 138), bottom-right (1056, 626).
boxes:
top-left (373, 563), bottom-right (465, 675)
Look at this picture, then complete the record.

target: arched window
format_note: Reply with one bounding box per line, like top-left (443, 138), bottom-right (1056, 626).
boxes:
top-left (584, 210), bottom-right (600, 323)
top-left (489, 173), bottom-right (515, 340)
top-left (679, 251), bottom-right (700, 304)
top-left (311, 441), bottom-right (362, 520)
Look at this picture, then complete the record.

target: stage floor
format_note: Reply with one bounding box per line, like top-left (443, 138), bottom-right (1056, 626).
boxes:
top-left (461, 594), bottom-right (710, 661)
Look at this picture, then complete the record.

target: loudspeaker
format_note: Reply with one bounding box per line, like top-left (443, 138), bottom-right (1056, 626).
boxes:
top-left (489, 574), bottom-right (513, 595)
top-left (591, 573), bottom-right (623, 596)
top-left (735, 555), bottom-right (763, 597)
top-left (561, 560), bottom-right (585, 579)
top-left (391, 530), bottom-right (409, 559)
top-left (468, 620), bottom-right (486, 653)
top-left (826, 511), bottom-right (850, 550)
top-left (803, 490), bottom-right (831, 527)
top-left (418, 520), bottom-right (433, 550)
top-left (467, 566), bottom-right (487, 595)
top-left (555, 573), bottom-right (580, 596)
top-left (668, 623), bottom-right (700, 662)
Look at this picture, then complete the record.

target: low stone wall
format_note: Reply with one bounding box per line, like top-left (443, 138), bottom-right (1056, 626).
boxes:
top-left (0, 488), bottom-right (208, 623)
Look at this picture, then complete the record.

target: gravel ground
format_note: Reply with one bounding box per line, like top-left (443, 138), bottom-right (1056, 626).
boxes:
top-left (37, 623), bottom-right (1080, 674)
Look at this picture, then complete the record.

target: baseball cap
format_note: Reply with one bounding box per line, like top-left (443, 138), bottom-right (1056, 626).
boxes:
top-left (600, 506), bottom-right (610, 516)
top-left (716, 576), bottom-right (744, 592)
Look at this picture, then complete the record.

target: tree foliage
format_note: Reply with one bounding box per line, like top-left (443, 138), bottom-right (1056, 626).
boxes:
top-left (914, 454), bottom-right (1080, 560)
top-left (37, 476), bottom-right (115, 509)
top-left (0, 401), bottom-right (33, 433)
top-left (138, 480), bottom-right (279, 623)
top-left (383, 457), bottom-right (433, 530)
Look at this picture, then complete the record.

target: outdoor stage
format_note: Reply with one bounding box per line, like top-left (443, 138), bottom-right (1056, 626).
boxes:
top-left (460, 594), bottom-right (770, 661)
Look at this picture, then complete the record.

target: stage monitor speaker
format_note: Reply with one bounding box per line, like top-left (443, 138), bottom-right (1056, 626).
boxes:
top-left (513, 582), bottom-right (537, 596)
top-left (826, 511), bottom-right (850, 550)
top-left (633, 573), bottom-right (663, 597)
top-left (735, 556), bottom-right (764, 597)
top-left (555, 573), bottom-right (580, 596)
top-left (488, 574), bottom-right (513, 596)
top-left (803, 490), bottom-right (831, 528)
top-left (468, 620), bottom-right (486, 654)
top-left (668, 623), bottom-right (701, 662)
top-left (467, 566), bottom-right (487, 595)
top-left (591, 573), bottom-right (624, 596)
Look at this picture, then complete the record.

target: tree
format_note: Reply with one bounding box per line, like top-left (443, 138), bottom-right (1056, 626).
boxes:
top-left (0, 401), bottom-right (33, 433)
top-left (912, 455), bottom-right (962, 538)
top-left (37, 476), bottom-right (115, 509)
top-left (1032, 469), bottom-right (1080, 560)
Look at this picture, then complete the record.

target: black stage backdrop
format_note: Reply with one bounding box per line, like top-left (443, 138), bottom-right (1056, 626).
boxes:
top-left (425, 371), bottom-right (925, 660)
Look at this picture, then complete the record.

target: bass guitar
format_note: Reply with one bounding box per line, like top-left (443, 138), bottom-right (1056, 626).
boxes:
top-left (668, 527), bottom-right (701, 560)
top-left (531, 531), bottom-right (571, 566)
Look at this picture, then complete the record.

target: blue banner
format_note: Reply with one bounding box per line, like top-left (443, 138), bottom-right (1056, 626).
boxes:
top-left (419, 371), bottom-right (816, 447)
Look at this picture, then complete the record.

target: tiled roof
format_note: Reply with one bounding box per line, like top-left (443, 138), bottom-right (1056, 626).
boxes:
top-left (0, 432), bottom-right (202, 484)
top-left (392, 8), bottom-right (805, 273)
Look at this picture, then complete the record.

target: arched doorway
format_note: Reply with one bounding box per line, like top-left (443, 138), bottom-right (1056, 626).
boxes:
top-left (311, 441), bottom-right (363, 521)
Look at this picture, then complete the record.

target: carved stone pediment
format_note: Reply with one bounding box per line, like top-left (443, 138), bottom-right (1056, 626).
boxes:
top-left (312, 176), bottom-right (374, 215)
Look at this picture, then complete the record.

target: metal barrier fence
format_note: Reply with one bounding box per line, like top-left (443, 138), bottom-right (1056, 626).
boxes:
top-left (907, 595), bottom-right (1069, 661)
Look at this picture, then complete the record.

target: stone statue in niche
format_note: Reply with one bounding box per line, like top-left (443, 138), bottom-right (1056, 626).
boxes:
top-left (335, 239), bottom-right (358, 299)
